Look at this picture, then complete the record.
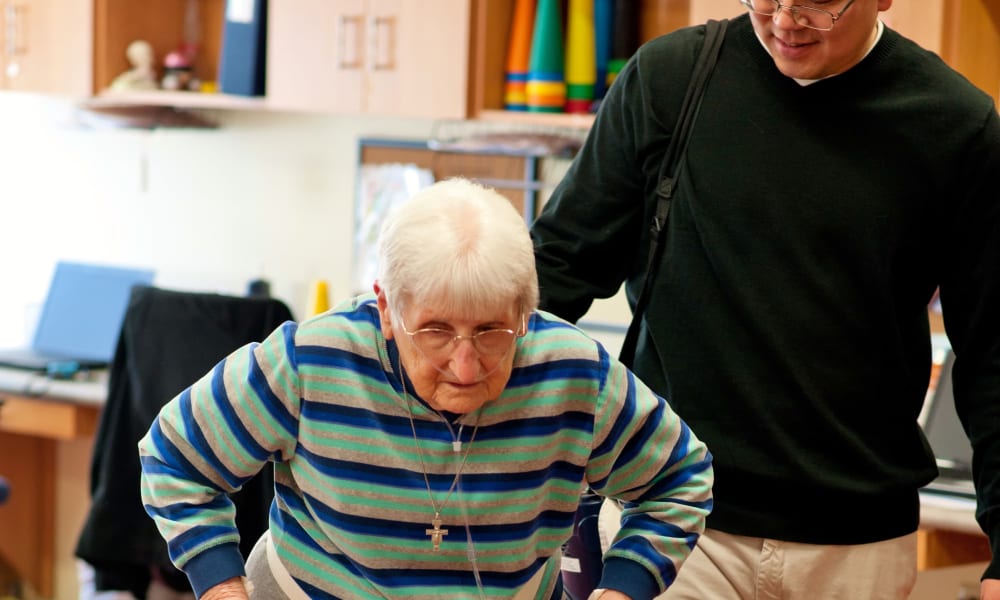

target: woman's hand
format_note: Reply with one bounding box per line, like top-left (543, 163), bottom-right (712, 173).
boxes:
top-left (588, 589), bottom-right (632, 600)
top-left (199, 577), bottom-right (249, 600)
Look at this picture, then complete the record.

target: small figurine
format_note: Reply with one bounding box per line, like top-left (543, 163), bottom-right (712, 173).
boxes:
top-left (161, 47), bottom-right (200, 92)
top-left (109, 40), bottom-right (158, 91)
top-left (165, 0), bottom-right (204, 92)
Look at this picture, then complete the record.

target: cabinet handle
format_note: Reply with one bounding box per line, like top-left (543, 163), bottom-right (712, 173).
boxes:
top-left (338, 14), bottom-right (364, 70)
top-left (4, 1), bottom-right (28, 78)
top-left (370, 15), bottom-right (396, 71)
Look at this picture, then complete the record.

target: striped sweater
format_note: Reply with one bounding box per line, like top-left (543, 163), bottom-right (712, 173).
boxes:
top-left (139, 294), bottom-right (713, 599)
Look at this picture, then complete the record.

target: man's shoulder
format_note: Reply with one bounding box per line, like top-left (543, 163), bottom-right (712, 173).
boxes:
top-left (629, 16), bottom-right (747, 95)
top-left (637, 18), bottom-right (732, 62)
top-left (880, 26), bottom-right (995, 109)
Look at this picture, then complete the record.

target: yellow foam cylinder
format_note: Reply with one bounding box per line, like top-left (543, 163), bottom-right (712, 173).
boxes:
top-left (309, 280), bottom-right (331, 316)
top-left (565, 0), bottom-right (596, 114)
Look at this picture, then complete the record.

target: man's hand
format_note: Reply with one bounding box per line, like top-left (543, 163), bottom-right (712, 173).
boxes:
top-left (982, 577), bottom-right (1000, 600)
top-left (199, 576), bottom-right (250, 600)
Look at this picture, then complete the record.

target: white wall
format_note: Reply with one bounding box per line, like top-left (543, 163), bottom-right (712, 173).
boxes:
top-left (0, 93), bottom-right (436, 347)
top-left (0, 93), bottom-right (439, 599)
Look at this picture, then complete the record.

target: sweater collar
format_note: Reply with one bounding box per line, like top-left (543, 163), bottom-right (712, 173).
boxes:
top-left (750, 19), bottom-right (885, 86)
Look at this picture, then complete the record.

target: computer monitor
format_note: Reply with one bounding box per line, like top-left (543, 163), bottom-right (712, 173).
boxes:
top-left (922, 349), bottom-right (973, 481)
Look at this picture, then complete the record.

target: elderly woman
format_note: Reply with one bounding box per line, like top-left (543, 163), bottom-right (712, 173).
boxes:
top-left (138, 178), bottom-right (713, 600)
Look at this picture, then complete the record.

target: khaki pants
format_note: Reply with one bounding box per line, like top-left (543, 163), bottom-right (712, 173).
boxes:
top-left (656, 528), bottom-right (917, 600)
top-left (599, 501), bottom-right (916, 599)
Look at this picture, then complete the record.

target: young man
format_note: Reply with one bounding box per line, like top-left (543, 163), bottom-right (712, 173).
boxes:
top-left (531, 1), bottom-right (1000, 598)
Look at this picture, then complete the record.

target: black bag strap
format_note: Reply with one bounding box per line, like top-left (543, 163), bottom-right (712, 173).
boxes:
top-left (619, 18), bottom-right (728, 368)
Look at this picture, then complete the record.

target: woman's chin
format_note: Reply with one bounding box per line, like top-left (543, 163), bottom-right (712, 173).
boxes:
top-left (427, 391), bottom-right (489, 415)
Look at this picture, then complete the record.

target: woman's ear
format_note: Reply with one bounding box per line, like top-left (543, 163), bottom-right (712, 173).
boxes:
top-left (374, 281), bottom-right (395, 340)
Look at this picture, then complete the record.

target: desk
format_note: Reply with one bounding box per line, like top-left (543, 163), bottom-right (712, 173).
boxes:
top-left (916, 491), bottom-right (988, 600)
top-left (919, 490), bottom-right (991, 571)
top-left (0, 368), bottom-right (106, 598)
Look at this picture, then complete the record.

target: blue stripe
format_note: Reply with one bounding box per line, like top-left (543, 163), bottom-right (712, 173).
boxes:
top-left (169, 523), bottom-right (238, 561)
top-left (514, 357), bottom-right (602, 385)
top-left (208, 361), bottom-right (271, 462)
top-left (142, 420), bottom-right (219, 489)
top-left (301, 401), bottom-right (413, 436)
top-left (178, 390), bottom-right (241, 488)
top-left (301, 490), bottom-right (575, 544)
top-left (294, 444), bottom-right (584, 492)
top-left (297, 345), bottom-right (386, 380)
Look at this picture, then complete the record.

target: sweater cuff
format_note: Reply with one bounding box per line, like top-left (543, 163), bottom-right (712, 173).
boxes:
top-left (183, 542), bottom-right (247, 598)
top-left (598, 557), bottom-right (660, 600)
top-left (983, 533), bottom-right (1000, 580)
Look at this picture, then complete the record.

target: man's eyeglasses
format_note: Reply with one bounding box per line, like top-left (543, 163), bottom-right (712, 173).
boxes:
top-left (740, 0), bottom-right (856, 31)
top-left (398, 316), bottom-right (525, 360)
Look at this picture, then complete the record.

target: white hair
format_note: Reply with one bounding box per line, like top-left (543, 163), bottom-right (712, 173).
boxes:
top-left (377, 177), bottom-right (539, 318)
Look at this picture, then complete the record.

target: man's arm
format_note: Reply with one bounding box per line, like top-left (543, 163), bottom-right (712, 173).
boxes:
top-left (530, 51), bottom-right (649, 323)
top-left (939, 107), bottom-right (1000, 583)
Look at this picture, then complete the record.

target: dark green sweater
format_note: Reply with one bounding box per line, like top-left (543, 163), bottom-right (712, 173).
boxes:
top-left (532, 14), bottom-right (1000, 576)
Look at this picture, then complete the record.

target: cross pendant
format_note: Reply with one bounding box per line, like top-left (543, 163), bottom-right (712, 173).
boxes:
top-left (426, 516), bottom-right (449, 551)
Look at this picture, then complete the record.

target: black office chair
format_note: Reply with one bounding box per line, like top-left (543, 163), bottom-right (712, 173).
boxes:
top-left (75, 285), bottom-right (294, 599)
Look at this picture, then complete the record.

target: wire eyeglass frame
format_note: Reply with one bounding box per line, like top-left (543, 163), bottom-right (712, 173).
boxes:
top-left (740, 0), bottom-right (857, 31)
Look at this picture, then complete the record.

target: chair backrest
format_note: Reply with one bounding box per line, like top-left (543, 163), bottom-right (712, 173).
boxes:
top-left (75, 286), bottom-right (295, 594)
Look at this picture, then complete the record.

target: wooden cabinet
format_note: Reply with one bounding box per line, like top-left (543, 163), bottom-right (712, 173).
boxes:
top-left (2, 0), bottom-right (240, 104)
top-left (10, 0), bottom-right (998, 114)
top-left (266, 0), bottom-right (471, 118)
top-left (0, 392), bottom-right (99, 598)
top-left (89, 0), bottom-right (272, 109)
top-left (94, 0), bottom-right (223, 95)
top-left (940, 0), bottom-right (1000, 106)
top-left (0, 0), bottom-right (91, 95)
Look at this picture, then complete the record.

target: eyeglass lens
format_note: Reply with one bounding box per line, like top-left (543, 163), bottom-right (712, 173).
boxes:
top-left (744, 0), bottom-right (837, 30)
top-left (412, 329), bottom-right (516, 356)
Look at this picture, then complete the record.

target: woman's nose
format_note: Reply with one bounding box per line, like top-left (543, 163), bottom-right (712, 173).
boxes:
top-left (448, 338), bottom-right (483, 383)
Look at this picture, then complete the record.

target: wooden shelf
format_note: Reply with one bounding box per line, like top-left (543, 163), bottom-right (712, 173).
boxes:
top-left (87, 89), bottom-right (267, 110)
top-left (477, 109), bottom-right (596, 130)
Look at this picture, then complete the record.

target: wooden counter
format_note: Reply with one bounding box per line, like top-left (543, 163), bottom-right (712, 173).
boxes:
top-left (0, 370), bottom-right (105, 598)
top-left (919, 492), bottom-right (991, 571)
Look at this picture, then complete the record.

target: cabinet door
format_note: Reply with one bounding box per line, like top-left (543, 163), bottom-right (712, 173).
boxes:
top-left (365, 0), bottom-right (470, 118)
top-left (266, 0), bottom-right (366, 112)
top-left (0, 0), bottom-right (92, 95)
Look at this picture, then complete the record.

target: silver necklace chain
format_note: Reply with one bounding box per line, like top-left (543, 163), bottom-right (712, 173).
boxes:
top-left (397, 357), bottom-right (482, 551)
